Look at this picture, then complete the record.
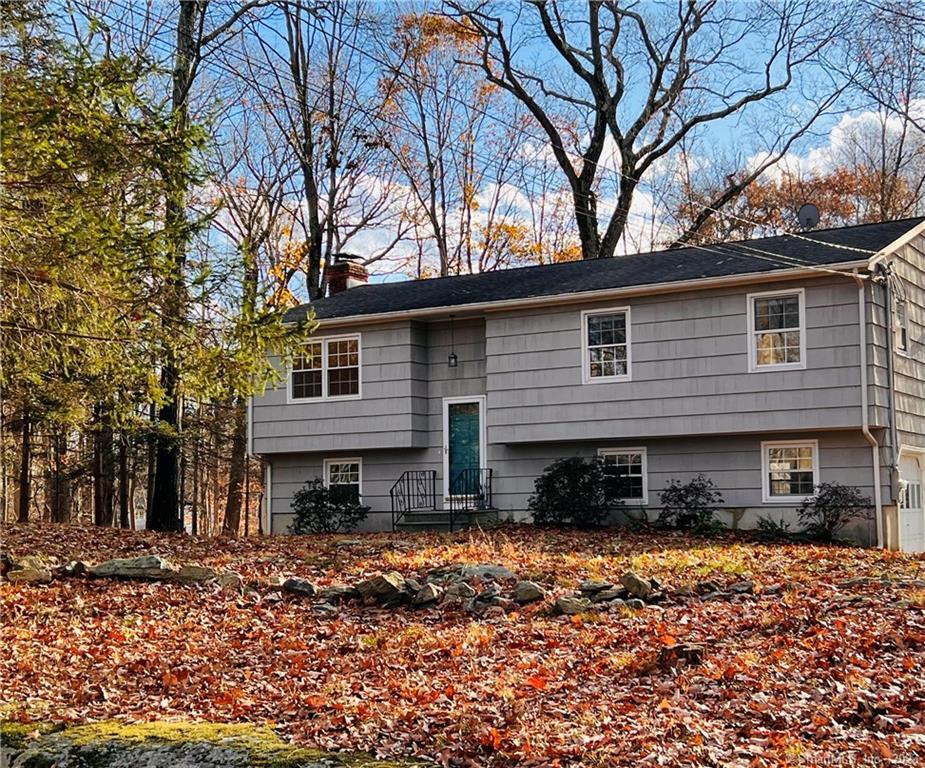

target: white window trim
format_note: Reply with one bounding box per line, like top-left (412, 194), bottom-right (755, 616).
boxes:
top-left (581, 306), bottom-right (632, 384)
top-left (441, 395), bottom-right (487, 502)
top-left (761, 439), bottom-right (819, 504)
top-left (746, 288), bottom-right (806, 373)
top-left (323, 457), bottom-right (363, 500)
top-left (598, 447), bottom-right (648, 504)
top-left (894, 297), bottom-right (910, 356)
top-left (287, 333), bottom-right (362, 403)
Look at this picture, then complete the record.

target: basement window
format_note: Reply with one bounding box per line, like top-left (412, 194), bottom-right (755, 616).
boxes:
top-left (762, 440), bottom-right (819, 503)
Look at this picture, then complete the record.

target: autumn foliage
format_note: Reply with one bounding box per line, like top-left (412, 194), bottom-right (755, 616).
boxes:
top-left (3, 523), bottom-right (925, 765)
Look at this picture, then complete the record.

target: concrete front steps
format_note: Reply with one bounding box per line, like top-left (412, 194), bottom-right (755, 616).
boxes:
top-left (393, 509), bottom-right (499, 532)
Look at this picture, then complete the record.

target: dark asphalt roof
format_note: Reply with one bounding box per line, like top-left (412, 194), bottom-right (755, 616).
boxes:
top-left (287, 217), bottom-right (923, 322)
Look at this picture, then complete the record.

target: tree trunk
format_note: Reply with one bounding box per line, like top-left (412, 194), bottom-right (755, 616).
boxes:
top-left (118, 433), bottom-right (130, 528)
top-left (149, 0), bottom-right (199, 532)
top-left (145, 403), bottom-right (156, 526)
top-left (93, 406), bottom-right (115, 527)
top-left (191, 421), bottom-right (200, 536)
top-left (51, 428), bottom-right (71, 523)
top-left (222, 397), bottom-right (247, 537)
top-left (18, 407), bottom-right (31, 523)
top-left (571, 179), bottom-right (601, 260)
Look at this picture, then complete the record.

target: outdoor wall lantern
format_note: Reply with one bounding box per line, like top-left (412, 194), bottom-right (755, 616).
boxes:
top-left (448, 315), bottom-right (458, 368)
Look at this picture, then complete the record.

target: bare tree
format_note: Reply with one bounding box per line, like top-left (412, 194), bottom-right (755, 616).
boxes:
top-left (448, 0), bottom-right (852, 259)
top-left (242, 0), bottom-right (410, 300)
top-left (378, 12), bottom-right (531, 276)
top-left (210, 98), bottom-right (297, 536)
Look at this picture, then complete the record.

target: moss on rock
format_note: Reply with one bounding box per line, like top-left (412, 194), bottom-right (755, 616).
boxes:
top-left (0, 719), bottom-right (425, 768)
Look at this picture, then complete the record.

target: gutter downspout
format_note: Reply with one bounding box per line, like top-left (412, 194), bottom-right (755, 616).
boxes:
top-left (880, 264), bottom-right (901, 486)
top-left (854, 269), bottom-right (884, 548)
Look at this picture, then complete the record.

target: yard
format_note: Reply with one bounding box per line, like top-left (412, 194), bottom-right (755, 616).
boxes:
top-left (2, 523), bottom-right (925, 766)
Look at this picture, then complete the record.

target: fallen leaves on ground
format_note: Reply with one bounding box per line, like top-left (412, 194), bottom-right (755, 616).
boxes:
top-left (2, 522), bottom-right (924, 766)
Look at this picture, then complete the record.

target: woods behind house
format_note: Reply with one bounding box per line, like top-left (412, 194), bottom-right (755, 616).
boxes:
top-left (2, 0), bottom-right (923, 534)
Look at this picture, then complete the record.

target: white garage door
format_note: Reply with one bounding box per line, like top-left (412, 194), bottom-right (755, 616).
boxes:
top-left (899, 456), bottom-right (924, 554)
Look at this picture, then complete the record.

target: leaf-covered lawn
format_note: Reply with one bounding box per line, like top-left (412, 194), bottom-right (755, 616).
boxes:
top-left (2, 523), bottom-right (924, 766)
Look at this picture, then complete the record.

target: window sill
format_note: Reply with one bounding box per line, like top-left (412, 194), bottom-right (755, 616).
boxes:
top-left (762, 495), bottom-right (812, 505)
top-left (583, 374), bottom-right (632, 385)
top-left (288, 394), bottom-right (362, 404)
top-left (748, 362), bottom-right (806, 373)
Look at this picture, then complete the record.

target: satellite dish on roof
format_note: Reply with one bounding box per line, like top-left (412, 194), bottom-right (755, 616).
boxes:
top-left (797, 203), bottom-right (820, 230)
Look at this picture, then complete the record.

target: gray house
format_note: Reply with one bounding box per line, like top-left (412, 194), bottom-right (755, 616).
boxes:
top-left (249, 218), bottom-right (925, 551)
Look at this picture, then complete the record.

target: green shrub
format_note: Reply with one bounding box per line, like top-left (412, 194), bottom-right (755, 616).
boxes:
top-left (288, 478), bottom-right (370, 535)
top-left (657, 474), bottom-right (725, 534)
top-left (755, 514), bottom-right (792, 540)
top-left (528, 457), bottom-right (617, 528)
top-left (799, 482), bottom-right (872, 542)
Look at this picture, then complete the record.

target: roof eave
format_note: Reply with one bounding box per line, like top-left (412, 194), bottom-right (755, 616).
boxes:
top-left (306, 259), bottom-right (870, 330)
top-left (867, 218), bottom-right (925, 268)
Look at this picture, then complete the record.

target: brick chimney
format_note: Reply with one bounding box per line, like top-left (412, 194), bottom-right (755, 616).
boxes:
top-left (326, 254), bottom-right (368, 295)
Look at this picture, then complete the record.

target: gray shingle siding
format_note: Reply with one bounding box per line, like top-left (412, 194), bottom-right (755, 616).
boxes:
top-left (251, 220), bottom-right (925, 542)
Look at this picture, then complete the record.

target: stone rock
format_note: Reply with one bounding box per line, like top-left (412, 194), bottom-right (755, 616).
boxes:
top-left (761, 583), bottom-right (783, 596)
top-left (579, 579), bottom-right (613, 595)
top-left (0, 551), bottom-right (14, 577)
top-left (404, 577), bottom-right (422, 594)
top-left (174, 565), bottom-right (217, 584)
top-left (697, 579), bottom-right (722, 594)
top-left (625, 598), bottom-right (646, 610)
top-left (444, 581), bottom-right (477, 599)
top-left (412, 583), bottom-right (443, 606)
top-left (591, 586), bottom-right (628, 603)
top-left (318, 584), bottom-right (361, 603)
top-left (312, 602), bottom-right (339, 618)
top-left (474, 586), bottom-right (501, 602)
top-left (56, 560), bottom-right (87, 578)
top-left (513, 580), bottom-right (547, 604)
top-left (355, 571), bottom-right (407, 603)
top-left (89, 555), bottom-right (179, 580)
top-left (727, 580), bottom-right (754, 594)
top-left (700, 591), bottom-right (727, 602)
top-left (457, 564), bottom-right (518, 581)
top-left (216, 572), bottom-right (244, 592)
top-left (604, 598), bottom-right (626, 611)
top-left (620, 571), bottom-right (653, 600)
top-left (660, 642), bottom-right (705, 667)
top-left (555, 596), bottom-right (591, 615)
top-left (464, 594), bottom-right (513, 616)
top-left (282, 577), bottom-right (317, 597)
top-left (334, 539), bottom-right (362, 548)
top-left (7, 557), bottom-right (52, 584)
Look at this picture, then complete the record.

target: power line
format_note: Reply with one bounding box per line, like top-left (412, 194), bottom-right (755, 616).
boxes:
top-left (97, 0), bottom-right (881, 282)
top-left (288, 8), bottom-right (878, 257)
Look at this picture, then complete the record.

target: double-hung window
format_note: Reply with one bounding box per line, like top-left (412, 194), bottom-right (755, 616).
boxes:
top-left (599, 448), bottom-right (647, 503)
top-left (761, 440), bottom-right (818, 503)
top-left (894, 298), bottom-right (910, 354)
top-left (323, 458), bottom-right (362, 504)
top-left (290, 335), bottom-right (361, 401)
top-left (747, 289), bottom-right (805, 371)
top-left (582, 308), bottom-right (631, 383)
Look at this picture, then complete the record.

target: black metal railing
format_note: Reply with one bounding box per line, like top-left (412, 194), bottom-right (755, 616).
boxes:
top-left (390, 470), bottom-right (438, 528)
top-left (448, 467), bottom-right (493, 532)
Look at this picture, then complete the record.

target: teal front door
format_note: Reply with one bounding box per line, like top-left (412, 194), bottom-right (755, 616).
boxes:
top-left (446, 399), bottom-right (482, 496)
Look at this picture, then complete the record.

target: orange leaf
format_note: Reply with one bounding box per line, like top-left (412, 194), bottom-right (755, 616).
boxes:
top-left (526, 675), bottom-right (547, 690)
